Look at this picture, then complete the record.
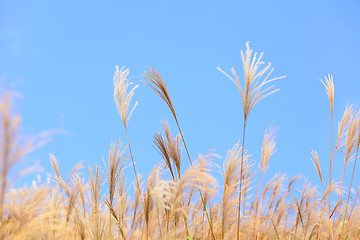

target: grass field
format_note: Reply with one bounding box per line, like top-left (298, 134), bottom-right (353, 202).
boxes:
top-left (1, 43), bottom-right (360, 239)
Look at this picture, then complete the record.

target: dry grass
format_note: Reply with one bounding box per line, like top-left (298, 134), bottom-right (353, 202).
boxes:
top-left (1, 43), bottom-right (360, 240)
top-left (218, 42), bottom-right (285, 239)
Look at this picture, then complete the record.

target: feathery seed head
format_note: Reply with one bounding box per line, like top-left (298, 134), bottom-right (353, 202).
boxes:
top-left (344, 111), bottom-right (359, 166)
top-left (260, 126), bottom-right (278, 174)
top-left (218, 42), bottom-right (285, 124)
top-left (104, 139), bottom-right (128, 206)
top-left (88, 164), bottom-right (103, 214)
top-left (113, 66), bottom-right (139, 127)
top-left (143, 68), bottom-right (176, 118)
top-left (153, 121), bottom-right (182, 180)
top-left (152, 179), bottom-right (176, 212)
top-left (223, 142), bottom-right (243, 189)
top-left (320, 74), bottom-right (334, 118)
top-left (336, 105), bottom-right (353, 150)
top-left (310, 150), bottom-right (323, 187)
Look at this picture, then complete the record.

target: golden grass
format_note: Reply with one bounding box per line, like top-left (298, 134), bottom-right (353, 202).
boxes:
top-left (218, 42), bottom-right (285, 239)
top-left (1, 43), bottom-right (360, 239)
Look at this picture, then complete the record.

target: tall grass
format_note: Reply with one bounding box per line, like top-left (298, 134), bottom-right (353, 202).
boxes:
top-left (1, 43), bottom-right (360, 239)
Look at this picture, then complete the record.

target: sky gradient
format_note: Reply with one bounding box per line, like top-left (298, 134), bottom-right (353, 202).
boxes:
top-left (1, 1), bottom-right (360, 190)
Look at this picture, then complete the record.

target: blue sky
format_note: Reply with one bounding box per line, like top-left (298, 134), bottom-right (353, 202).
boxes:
top-left (1, 1), bottom-right (360, 190)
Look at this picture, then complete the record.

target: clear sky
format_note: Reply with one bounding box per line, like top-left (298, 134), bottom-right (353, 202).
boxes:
top-left (1, 1), bottom-right (360, 190)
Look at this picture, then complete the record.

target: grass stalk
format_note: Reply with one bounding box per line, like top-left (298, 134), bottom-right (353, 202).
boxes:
top-left (320, 74), bottom-right (335, 239)
top-left (236, 121), bottom-right (246, 239)
top-left (143, 68), bottom-right (216, 240)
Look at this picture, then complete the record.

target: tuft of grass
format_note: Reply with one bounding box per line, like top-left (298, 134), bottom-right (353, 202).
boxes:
top-left (3, 43), bottom-right (360, 239)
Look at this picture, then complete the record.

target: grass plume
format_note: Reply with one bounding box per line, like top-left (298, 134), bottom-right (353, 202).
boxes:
top-left (218, 42), bottom-right (285, 239)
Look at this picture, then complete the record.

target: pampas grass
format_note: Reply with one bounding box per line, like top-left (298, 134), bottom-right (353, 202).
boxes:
top-left (218, 42), bottom-right (285, 240)
top-left (2, 43), bottom-right (360, 239)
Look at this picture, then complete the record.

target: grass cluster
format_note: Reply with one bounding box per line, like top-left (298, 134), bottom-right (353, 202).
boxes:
top-left (1, 43), bottom-right (360, 239)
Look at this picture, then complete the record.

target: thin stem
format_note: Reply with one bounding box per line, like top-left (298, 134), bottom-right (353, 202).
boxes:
top-left (157, 208), bottom-right (163, 238)
top-left (253, 160), bottom-right (267, 239)
top-left (174, 117), bottom-right (192, 166)
top-left (316, 192), bottom-right (327, 240)
top-left (109, 209), bottom-right (112, 240)
top-left (145, 218), bottom-right (149, 240)
top-left (345, 143), bottom-right (360, 224)
top-left (237, 121), bottom-right (247, 240)
top-left (0, 116), bottom-right (10, 220)
top-left (328, 114), bottom-right (333, 239)
top-left (221, 183), bottom-right (229, 239)
top-left (349, 184), bottom-right (360, 222)
top-left (125, 127), bottom-right (146, 240)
